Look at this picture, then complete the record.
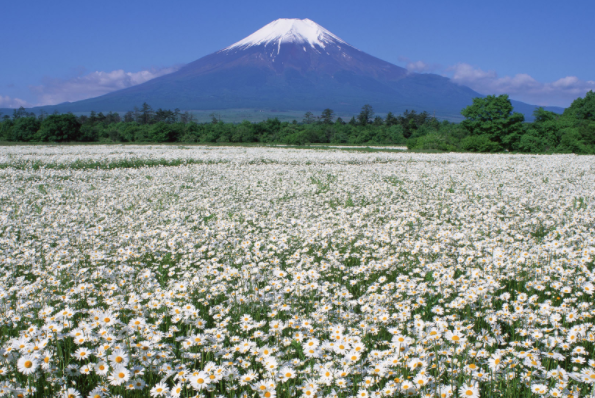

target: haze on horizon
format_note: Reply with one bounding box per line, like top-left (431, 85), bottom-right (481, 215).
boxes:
top-left (1, 0), bottom-right (593, 110)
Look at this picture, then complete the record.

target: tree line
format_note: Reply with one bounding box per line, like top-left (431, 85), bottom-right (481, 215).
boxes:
top-left (1, 91), bottom-right (594, 154)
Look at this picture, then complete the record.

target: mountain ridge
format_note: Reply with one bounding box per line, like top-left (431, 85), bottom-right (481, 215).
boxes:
top-left (6, 18), bottom-right (564, 121)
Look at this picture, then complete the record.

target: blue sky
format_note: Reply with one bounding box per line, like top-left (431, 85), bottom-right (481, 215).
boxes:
top-left (1, 0), bottom-right (593, 108)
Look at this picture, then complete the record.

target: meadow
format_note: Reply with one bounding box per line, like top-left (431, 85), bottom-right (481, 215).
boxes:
top-left (0, 145), bottom-right (594, 398)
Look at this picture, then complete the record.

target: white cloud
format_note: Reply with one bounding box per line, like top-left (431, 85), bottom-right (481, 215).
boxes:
top-left (447, 63), bottom-right (595, 107)
top-left (29, 66), bottom-right (181, 106)
top-left (398, 56), bottom-right (441, 73)
top-left (0, 95), bottom-right (31, 109)
top-left (406, 60), bottom-right (433, 73)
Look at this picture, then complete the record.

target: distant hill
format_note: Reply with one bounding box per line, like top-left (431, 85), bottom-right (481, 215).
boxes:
top-left (8, 18), bottom-right (564, 121)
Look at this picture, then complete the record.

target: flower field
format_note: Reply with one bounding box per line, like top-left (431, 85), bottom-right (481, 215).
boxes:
top-left (1, 145), bottom-right (595, 398)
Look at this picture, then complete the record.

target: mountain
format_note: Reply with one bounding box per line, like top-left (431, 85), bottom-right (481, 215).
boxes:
top-left (29, 18), bottom-right (563, 120)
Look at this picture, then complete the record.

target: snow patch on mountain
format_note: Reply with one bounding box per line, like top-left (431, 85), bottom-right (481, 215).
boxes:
top-left (224, 18), bottom-right (348, 52)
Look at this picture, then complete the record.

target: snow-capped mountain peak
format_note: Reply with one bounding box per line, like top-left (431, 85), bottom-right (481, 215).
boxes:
top-left (224, 18), bottom-right (347, 51)
top-left (46, 17), bottom-right (555, 121)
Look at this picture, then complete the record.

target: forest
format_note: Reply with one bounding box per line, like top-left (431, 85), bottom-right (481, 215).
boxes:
top-left (1, 92), bottom-right (594, 154)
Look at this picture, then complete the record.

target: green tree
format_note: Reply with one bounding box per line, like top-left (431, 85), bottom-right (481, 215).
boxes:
top-left (0, 117), bottom-right (13, 141)
top-left (357, 104), bottom-right (374, 126)
top-left (11, 117), bottom-right (40, 141)
top-left (385, 112), bottom-right (398, 126)
top-left (96, 112), bottom-right (107, 124)
top-left (320, 108), bottom-right (334, 124)
top-left (140, 103), bottom-right (154, 125)
top-left (520, 107), bottom-right (564, 152)
top-left (232, 121), bottom-right (255, 142)
top-left (38, 110), bottom-right (47, 122)
top-left (35, 114), bottom-right (80, 142)
top-left (180, 111), bottom-right (194, 124)
top-left (557, 128), bottom-right (590, 154)
top-left (209, 112), bottom-right (221, 124)
top-left (79, 124), bottom-right (100, 142)
top-left (398, 110), bottom-right (418, 139)
top-left (12, 106), bottom-right (30, 120)
top-left (564, 90), bottom-right (595, 121)
top-left (89, 111), bottom-right (98, 124)
top-left (533, 107), bottom-right (559, 123)
top-left (303, 111), bottom-right (315, 124)
top-left (123, 111), bottom-right (135, 123)
top-left (461, 95), bottom-right (525, 151)
top-left (283, 129), bottom-right (313, 146)
top-left (147, 122), bottom-right (173, 142)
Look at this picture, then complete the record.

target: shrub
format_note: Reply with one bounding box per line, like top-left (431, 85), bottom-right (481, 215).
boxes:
top-left (516, 133), bottom-right (547, 153)
top-left (408, 133), bottom-right (455, 152)
top-left (461, 134), bottom-right (502, 153)
top-left (557, 128), bottom-right (592, 154)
